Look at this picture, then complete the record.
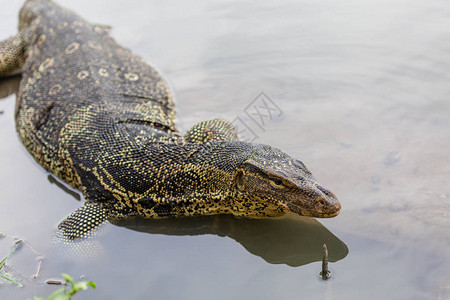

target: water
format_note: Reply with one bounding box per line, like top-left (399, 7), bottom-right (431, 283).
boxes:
top-left (1, 0), bottom-right (450, 299)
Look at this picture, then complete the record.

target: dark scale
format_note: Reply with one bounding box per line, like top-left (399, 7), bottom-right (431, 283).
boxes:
top-left (0, 0), bottom-right (341, 239)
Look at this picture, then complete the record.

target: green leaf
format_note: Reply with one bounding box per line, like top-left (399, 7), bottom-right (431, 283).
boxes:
top-left (73, 280), bottom-right (96, 292)
top-left (0, 272), bottom-right (22, 287)
top-left (87, 281), bottom-right (96, 289)
top-left (51, 294), bottom-right (71, 300)
top-left (0, 240), bottom-right (21, 270)
top-left (45, 287), bottom-right (66, 300)
top-left (61, 273), bottom-right (74, 285)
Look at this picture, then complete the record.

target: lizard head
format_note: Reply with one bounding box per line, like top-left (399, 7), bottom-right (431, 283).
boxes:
top-left (231, 144), bottom-right (341, 218)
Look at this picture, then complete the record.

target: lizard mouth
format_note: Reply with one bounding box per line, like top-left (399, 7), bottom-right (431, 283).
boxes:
top-left (282, 190), bottom-right (342, 218)
top-left (284, 203), bottom-right (341, 218)
top-left (315, 202), bottom-right (341, 218)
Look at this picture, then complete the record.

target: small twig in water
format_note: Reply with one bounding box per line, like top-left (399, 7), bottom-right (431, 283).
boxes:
top-left (320, 244), bottom-right (331, 280)
top-left (46, 280), bottom-right (64, 285)
top-left (33, 257), bottom-right (43, 279)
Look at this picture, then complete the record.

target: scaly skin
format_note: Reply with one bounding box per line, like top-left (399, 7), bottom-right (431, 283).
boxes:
top-left (0, 0), bottom-right (341, 239)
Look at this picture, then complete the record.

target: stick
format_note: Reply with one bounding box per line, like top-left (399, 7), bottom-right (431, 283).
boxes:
top-left (321, 244), bottom-right (331, 280)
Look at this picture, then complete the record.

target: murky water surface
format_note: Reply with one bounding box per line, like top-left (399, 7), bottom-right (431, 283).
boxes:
top-left (1, 0), bottom-right (449, 299)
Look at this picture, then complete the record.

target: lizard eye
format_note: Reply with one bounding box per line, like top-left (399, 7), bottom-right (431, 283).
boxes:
top-left (269, 177), bottom-right (285, 189)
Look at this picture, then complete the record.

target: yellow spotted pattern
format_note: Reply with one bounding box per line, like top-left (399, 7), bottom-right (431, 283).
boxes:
top-left (0, 0), bottom-right (341, 240)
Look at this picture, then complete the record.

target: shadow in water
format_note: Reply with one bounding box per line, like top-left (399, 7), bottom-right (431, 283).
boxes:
top-left (48, 175), bottom-right (81, 201)
top-left (112, 215), bottom-right (348, 267)
top-left (0, 75), bottom-right (21, 100)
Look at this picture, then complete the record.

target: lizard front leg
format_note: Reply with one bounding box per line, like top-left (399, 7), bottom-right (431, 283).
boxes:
top-left (185, 118), bottom-right (239, 143)
top-left (0, 33), bottom-right (26, 78)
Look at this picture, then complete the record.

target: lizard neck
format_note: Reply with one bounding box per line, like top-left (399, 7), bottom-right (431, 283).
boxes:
top-left (153, 140), bottom-right (253, 199)
top-left (131, 141), bottom-right (254, 217)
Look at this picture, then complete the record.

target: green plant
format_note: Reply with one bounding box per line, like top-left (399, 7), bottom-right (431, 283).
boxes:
top-left (0, 239), bottom-right (23, 287)
top-left (0, 233), bottom-right (43, 286)
top-left (30, 273), bottom-right (96, 300)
